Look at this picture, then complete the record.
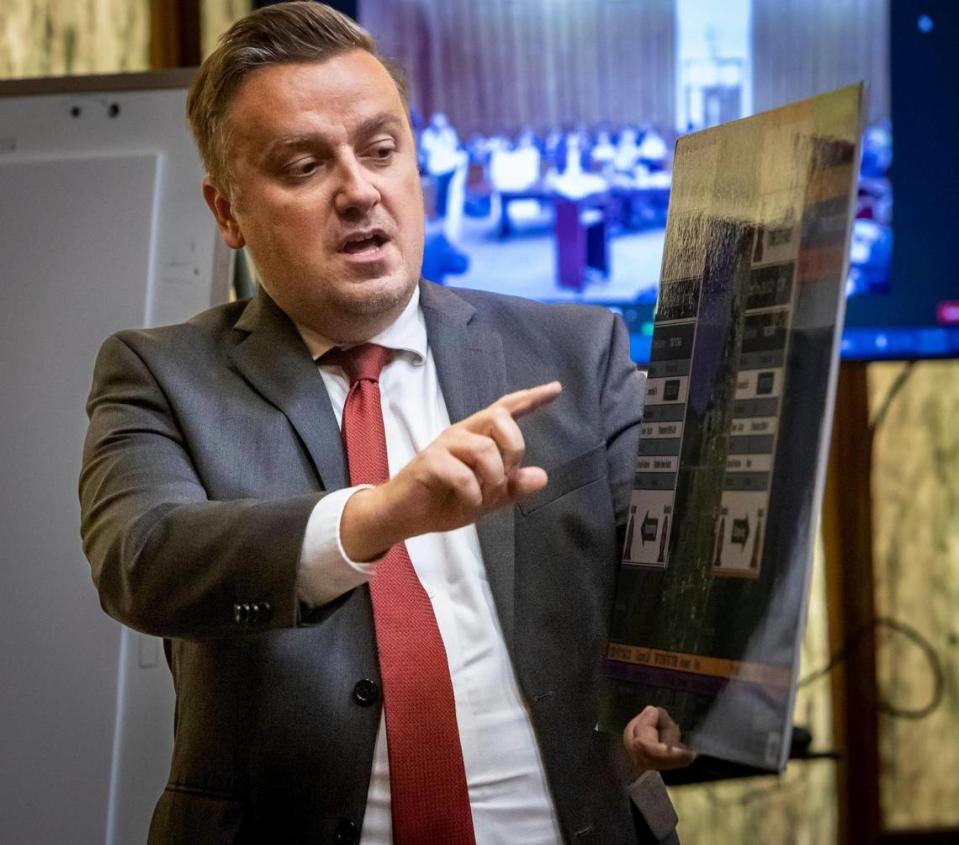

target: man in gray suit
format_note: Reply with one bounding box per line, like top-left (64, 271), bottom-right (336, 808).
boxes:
top-left (80, 3), bottom-right (692, 842)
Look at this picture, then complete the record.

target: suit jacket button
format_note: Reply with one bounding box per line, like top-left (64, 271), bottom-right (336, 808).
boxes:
top-left (258, 601), bottom-right (272, 622)
top-left (334, 819), bottom-right (358, 843)
top-left (352, 679), bottom-right (379, 706)
top-left (234, 603), bottom-right (250, 623)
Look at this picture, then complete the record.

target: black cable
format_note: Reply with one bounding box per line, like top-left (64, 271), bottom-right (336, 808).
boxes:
top-left (797, 615), bottom-right (945, 720)
top-left (700, 760), bottom-right (814, 808)
top-left (869, 359), bottom-right (916, 436)
top-left (799, 363), bottom-right (947, 719)
top-left (694, 350), bottom-right (931, 805)
top-left (696, 612), bottom-right (943, 807)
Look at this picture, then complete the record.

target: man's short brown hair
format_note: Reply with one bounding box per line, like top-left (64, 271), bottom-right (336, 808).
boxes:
top-left (186, 1), bottom-right (409, 188)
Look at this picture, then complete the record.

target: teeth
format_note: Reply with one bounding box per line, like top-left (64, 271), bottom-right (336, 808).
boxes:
top-left (343, 235), bottom-right (381, 254)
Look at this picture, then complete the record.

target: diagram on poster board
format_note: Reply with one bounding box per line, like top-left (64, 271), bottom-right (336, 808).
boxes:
top-left (602, 84), bottom-right (864, 771)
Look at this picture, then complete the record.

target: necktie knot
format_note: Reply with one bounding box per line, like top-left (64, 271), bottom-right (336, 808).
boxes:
top-left (325, 343), bottom-right (392, 385)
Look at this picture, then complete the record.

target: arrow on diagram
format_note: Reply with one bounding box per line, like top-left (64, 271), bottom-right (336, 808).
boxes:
top-left (640, 512), bottom-right (659, 545)
top-left (731, 515), bottom-right (751, 549)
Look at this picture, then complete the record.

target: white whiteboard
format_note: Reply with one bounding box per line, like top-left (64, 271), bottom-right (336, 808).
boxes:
top-left (0, 74), bottom-right (229, 845)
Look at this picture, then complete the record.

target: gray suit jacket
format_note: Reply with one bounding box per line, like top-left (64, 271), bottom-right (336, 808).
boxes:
top-left (80, 280), bottom-right (679, 844)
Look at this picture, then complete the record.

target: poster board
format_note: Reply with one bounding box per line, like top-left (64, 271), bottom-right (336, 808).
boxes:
top-left (600, 84), bottom-right (864, 771)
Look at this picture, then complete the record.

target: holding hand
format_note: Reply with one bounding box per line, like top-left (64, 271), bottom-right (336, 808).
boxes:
top-left (624, 706), bottom-right (697, 774)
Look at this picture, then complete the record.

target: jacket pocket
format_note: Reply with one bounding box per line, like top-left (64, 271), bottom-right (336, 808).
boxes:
top-left (149, 783), bottom-right (245, 844)
top-left (518, 443), bottom-right (607, 515)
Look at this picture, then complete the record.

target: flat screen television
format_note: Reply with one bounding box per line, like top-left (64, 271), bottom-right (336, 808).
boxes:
top-left (360, 0), bottom-right (959, 362)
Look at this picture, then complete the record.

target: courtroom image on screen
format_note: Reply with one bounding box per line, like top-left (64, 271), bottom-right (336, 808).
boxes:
top-left (361, 0), bottom-right (890, 362)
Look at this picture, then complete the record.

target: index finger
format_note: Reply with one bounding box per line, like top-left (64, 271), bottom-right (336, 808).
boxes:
top-left (491, 381), bottom-right (562, 419)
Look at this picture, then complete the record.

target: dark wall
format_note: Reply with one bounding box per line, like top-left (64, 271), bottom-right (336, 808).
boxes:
top-left (254, 0), bottom-right (358, 20)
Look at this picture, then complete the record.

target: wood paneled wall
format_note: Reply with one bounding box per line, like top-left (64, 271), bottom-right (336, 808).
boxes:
top-left (201, 0), bottom-right (250, 57)
top-left (0, 0), bottom-right (251, 80)
top-left (361, 0), bottom-right (675, 136)
top-left (1, 0), bottom-right (149, 77)
top-left (870, 362), bottom-right (959, 830)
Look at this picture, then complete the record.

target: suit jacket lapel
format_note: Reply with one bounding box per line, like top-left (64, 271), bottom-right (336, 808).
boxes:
top-left (227, 283), bottom-right (517, 646)
top-left (420, 281), bottom-right (517, 648)
top-left (228, 288), bottom-right (347, 491)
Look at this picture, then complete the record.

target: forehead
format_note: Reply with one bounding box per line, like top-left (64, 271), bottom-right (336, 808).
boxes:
top-left (225, 51), bottom-right (406, 145)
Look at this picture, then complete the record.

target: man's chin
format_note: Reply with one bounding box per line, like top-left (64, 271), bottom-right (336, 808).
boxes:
top-left (306, 274), bottom-right (417, 342)
top-left (339, 273), bottom-right (417, 316)
top-left (260, 266), bottom-right (418, 341)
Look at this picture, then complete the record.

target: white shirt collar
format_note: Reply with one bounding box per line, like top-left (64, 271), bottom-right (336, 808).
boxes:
top-left (294, 285), bottom-right (427, 365)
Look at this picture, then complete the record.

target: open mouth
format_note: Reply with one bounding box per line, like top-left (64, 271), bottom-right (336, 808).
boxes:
top-left (340, 232), bottom-right (388, 255)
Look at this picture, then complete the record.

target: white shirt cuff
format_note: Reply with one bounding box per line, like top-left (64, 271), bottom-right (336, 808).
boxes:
top-left (297, 485), bottom-right (378, 607)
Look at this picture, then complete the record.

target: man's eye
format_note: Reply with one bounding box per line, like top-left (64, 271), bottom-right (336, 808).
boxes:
top-left (369, 145), bottom-right (395, 163)
top-left (286, 158), bottom-right (318, 178)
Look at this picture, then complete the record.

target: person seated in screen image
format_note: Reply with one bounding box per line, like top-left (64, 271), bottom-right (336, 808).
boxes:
top-left (79, 3), bottom-right (694, 843)
top-left (419, 111), bottom-right (461, 220)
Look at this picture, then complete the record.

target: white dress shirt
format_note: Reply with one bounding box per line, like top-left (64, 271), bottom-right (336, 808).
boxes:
top-left (295, 287), bottom-right (563, 844)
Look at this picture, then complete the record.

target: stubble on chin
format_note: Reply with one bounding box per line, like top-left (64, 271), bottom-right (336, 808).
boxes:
top-left (316, 273), bottom-right (419, 341)
top-left (341, 278), bottom-right (414, 316)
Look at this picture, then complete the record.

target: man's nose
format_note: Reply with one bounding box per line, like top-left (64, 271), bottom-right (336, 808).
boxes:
top-left (333, 154), bottom-right (380, 216)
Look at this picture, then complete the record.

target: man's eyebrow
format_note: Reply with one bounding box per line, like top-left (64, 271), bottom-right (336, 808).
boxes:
top-left (260, 114), bottom-right (405, 162)
top-left (351, 113), bottom-right (406, 140)
top-left (260, 132), bottom-right (326, 162)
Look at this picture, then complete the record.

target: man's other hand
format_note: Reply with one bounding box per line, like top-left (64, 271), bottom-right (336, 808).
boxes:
top-left (341, 381), bottom-right (562, 561)
top-left (624, 705), bottom-right (697, 774)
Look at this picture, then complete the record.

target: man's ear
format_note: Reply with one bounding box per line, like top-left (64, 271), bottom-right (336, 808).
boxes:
top-left (202, 176), bottom-right (246, 249)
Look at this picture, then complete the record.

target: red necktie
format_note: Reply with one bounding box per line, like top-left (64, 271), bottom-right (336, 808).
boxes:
top-left (328, 343), bottom-right (476, 845)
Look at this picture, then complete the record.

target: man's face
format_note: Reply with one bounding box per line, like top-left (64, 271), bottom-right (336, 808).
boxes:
top-left (205, 51), bottom-right (424, 342)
